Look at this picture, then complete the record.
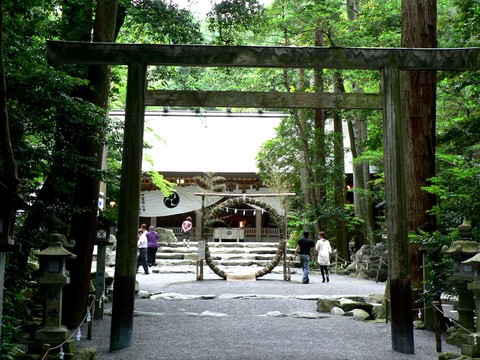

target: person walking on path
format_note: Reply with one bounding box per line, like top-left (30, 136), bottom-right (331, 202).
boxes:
top-left (146, 226), bottom-right (159, 266)
top-left (294, 231), bottom-right (316, 284)
top-left (138, 223), bottom-right (147, 237)
top-left (181, 216), bottom-right (193, 248)
top-left (136, 229), bottom-right (149, 274)
top-left (316, 231), bottom-right (332, 283)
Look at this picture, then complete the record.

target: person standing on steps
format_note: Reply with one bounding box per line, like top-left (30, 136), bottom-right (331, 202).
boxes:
top-left (146, 226), bottom-right (159, 266)
top-left (293, 231), bottom-right (316, 284)
top-left (181, 216), bottom-right (193, 248)
top-left (136, 229), bottom-right (149, 274)
top-left (316, 231), bottom-right (332, 283)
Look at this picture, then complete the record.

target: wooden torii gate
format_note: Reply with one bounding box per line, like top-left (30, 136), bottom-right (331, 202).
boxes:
top-left (47, 41), bottom-right (480, 354)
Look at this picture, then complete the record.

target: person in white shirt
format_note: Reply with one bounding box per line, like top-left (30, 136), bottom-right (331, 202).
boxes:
top-left (136, 229), bottom-right (149, 274)
top-left (315, 231), bottom-right (332, 283)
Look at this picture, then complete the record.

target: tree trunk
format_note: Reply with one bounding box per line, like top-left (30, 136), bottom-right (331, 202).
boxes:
top-left (333, 107), bottom-right (348, 260)
top-left (313, 28), bottom-right (327, 231)
top-left (332, 73), bottom-right (348, 260)
top-left (63, 0), bottom-right (118, 329)
top-left (401, 0), bottom-right (437, 319)
top-left (294, 69), bottom-right (320, 225)
top-left (0, 0), bottom-right (19, 339)
top-left (345, 0), bottom-right (374, 247)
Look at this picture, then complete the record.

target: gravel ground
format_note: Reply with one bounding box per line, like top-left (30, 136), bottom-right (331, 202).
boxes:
top-left (76, 268), bottom-right (460, 360)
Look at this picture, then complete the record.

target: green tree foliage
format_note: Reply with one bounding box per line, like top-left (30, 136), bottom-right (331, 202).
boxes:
top-left (0, 0), bottom-right (206, 349)
top-left (207, 0), bottom-right (266, 45)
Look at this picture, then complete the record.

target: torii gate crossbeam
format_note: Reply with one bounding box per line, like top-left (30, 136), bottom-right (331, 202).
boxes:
top-left (47, 40), bottom-right (480, 355)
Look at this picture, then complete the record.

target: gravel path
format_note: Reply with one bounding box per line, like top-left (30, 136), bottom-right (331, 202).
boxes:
top-left (76, 268), bottom-right (460, 360)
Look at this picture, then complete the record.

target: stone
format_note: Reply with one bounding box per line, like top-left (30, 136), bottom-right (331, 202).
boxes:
top-left (200, 311), bottom-right (228, 317)
top-left (437, 352), bottom-right (464, 360)
top-left (413, 320), bottom-right (425, 329)
top-left (150, 293), bottom-right (216, 300)
top-left (137, 290), bottom-right (150, 299)
top-left (339, 298), bottom-right (373, 313)
top-left (265, 311), bottom-right (287, 317)
top-left (345, 243), bottom-right (388, 282)
top-left (317, 297), bottom-right (341, 312)
top-left (72, 347), bottom-right (97, 360)
top-left (157, 228), bottom-right (177, 243)
top-left (330, 306), bottom-right (345, 316)
top-left (350, 309), bottom-right (370, 321)
top-left (290, 311), bottom-right (328, 319)
top-left (365, 294), bottom-right (384, 304)
top-left (105, 247), bottom-right (116, 266)
top-left (370, 304), bottom-right (383, 320)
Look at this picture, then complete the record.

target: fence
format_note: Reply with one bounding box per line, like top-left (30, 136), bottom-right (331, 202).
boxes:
top-left (161, 226), bottom-right (281, 241)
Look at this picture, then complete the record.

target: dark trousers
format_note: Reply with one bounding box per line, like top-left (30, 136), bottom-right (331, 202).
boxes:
top-left (320, 265), bottom-right (330, 281)
top-left (147, 247), bottom-right (158, 266)
top-left (137, 248), bottom-right (149, 274)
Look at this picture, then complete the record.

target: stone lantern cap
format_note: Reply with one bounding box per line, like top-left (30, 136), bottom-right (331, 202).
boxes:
top-left (463, 252), bottom-right (480, 266)
top-left (35, 241), bottom-right (76, 259)
top-left (443, 240), bottom-right (479, 257)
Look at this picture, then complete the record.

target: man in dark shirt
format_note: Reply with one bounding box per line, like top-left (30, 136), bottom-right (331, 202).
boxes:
top-left (294, 231), bottom-right (316, 284)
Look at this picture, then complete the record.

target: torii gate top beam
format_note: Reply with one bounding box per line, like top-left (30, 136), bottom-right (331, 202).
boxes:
top-left (47, 40), bottom-right (480, 71)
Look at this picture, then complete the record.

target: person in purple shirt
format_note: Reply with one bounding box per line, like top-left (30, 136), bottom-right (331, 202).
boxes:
top-left (293, 231), bottom-right (316, 284)
top-left (146, 226), bottom-right (159, 266)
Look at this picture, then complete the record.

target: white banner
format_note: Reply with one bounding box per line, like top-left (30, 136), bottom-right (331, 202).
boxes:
top-left (140, 186), bottom-right (286, 217)
top-left (140, 185), bottom-right (222, 217)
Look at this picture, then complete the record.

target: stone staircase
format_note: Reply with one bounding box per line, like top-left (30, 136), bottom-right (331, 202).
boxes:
top-left (155, 241), bottom-right (296, 269)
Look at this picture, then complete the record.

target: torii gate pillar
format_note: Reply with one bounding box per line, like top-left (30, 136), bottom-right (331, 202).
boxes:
top-left (109, 62), bottom-right (147, 352)
top-left (382, 66), bottom-right (414, 353)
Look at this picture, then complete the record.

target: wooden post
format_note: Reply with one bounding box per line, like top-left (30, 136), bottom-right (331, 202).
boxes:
top-left (197, 241), bottom-right (205, 281)
top-left (433, 301), bottom-right (442, 352)
top-left (382, 66), bottom-right (414, 354)
top-left (109, 61), bottom-right (147, 352)
top-left (94, 240), bottom-right (108, 320)
top-left (376, 256), bottom-right (382, 283)
top-left (87, 295), bottom-right (95, 340)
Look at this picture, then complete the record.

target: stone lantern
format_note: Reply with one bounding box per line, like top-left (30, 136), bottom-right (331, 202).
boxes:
top-left (35, 240), bottom-right (76, 343)
top-left (443, 220), bottom-right (478, 345)
top-left (94, 218), bottom-right (113, 319)
top-left (461, 251), bottom-right (480, 357)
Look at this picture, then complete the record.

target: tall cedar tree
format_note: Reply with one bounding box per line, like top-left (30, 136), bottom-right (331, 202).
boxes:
top-left (61, 0), bottom-right (119, 328)
top-left (401, 0), bottom-right (437, 313)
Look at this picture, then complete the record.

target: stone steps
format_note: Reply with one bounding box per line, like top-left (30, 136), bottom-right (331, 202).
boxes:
top-left (155, 241), bottom-right (295, 267)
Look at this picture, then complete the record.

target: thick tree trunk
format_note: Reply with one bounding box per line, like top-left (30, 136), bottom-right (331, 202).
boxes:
top-left (333, 108), bottom-right (348, 260)
top-left (332, 73), bottom-right (348, 259)
top-left (401, 0), bottom-right (437, 319)
top-left (63, 0), bottom-right (118, 329)
top-left (314, 29), bottom-right (327, 231)
top-left (294, 69), bottom-right (320, 224)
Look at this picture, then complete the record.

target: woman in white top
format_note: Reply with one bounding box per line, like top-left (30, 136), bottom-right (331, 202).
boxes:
top-left (315, 231), bottom-right (332, 283)
top-left (136, 229), bottom-right (149, 274)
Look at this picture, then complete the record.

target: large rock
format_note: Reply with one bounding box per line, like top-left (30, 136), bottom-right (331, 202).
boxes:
top-left (106, 247), bottom-right (116, 266)
top-left (157, 227), bottom-right (178, 243)
top-left (350, 309), bottom-right (370, 321)
top-left (339, 298), bottom-right (373, 313)
top-left (330, 307), bottom-right (345, 316)
top-left (317, 297), bottom-right (341, 312)
top-left (345, 243), bottom-right (388, 282)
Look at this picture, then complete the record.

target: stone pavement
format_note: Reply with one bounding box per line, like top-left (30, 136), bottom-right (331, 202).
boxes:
top-left (77, 266), bottom-right (460, 360)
